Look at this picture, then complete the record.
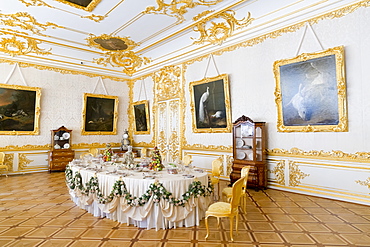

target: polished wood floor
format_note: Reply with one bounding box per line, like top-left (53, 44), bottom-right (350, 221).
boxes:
top-left (1, 172), bottom-right (370, 247)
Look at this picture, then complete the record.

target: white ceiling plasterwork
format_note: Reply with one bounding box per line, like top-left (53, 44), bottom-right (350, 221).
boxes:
top-left (0, 0), bottom-right (367, 79)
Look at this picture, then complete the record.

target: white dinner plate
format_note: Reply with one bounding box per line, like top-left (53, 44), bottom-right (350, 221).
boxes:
top-left (62, 132), bottom-right (70, 140)
top-left (63, 143), bottom-right (70, 149)
top-left (236, 151), bottom-right (246, 160)
top-left (236, 139), bottom-right (244, 148)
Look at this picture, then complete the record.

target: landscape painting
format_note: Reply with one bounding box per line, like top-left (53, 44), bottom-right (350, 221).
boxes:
top-left (0, 84), bottom-right (41, 135)
top-left (82, 93), bottom-right (118, 135)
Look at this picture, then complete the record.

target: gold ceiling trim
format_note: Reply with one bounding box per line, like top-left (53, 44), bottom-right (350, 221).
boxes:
top-left (144, 0), bottom-right (224, 22)
top-left (268, 147), bottom-right (370, 163)
top-left (192, 10), bottom-right (253, 45)
top-left (183, 0), bottom-right (370, 67)
top-left (18, 0), bottom-right (52, 8)
top-left (53, 0), bottom-right (102, 12)
top-left (0, 58), bottom-right (127, 82)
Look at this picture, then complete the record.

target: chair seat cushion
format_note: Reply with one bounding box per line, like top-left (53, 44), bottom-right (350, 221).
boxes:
top-left (206, 202), bottom-right (231, 216)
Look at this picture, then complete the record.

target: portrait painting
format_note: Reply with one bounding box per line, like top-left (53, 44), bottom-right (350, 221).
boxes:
top-left (189, 74), bottom-right (231, 133)
top-left (82, 93), bottom-right (118, 135)
top-left (0, 84), bottom-right (41, 135)
top-left (132, 100), bottom-right (150, 135)
top-left (274, 46), bottom-right (347, 132)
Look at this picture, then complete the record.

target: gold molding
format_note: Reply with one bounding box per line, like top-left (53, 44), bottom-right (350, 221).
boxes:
top-left (273, 46), bottom-right (347, 132)
top-left (154, 65), bottom-right (182, 101)
top-left (144, 0), bottom-right (224, 22)
top-left (268, 147), bottom-right (370, 164)
top-left (356, 178), bottom-right (370, 191)
top-left (18, 0), bottom-right (52, 8)
top-left (288, 160), bottom-right (309, 187)
top-left (53, 0), bottom-right (102, 12)
top-left (81, 93), bottom-right (119, 135)
top-left (4, 154), bottom-right (14, 172)
top-left (18, 153), bottom-right (34, 170)
top-left (271, 160), bottom-right (285, 185)
top-left (192, 10), bottom-right (253, 45)
top-left (182, 143), bottom-right (232, 152)
top-left (0, 35), bottom-right (50, 57)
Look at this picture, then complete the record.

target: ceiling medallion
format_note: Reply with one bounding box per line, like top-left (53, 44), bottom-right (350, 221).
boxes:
top-left (192, 10), bottom-right (253, 45)
top-left (87, 34), bottom-right (150, 76)
top-left (144, 0), bottom-right (224, 22)
top-left (53, 0), bottom-right (102, 12)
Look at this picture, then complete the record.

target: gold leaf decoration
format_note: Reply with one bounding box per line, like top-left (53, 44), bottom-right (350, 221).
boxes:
top-left (81, 14), bottom-right (106, 22)
top-left (168, 131), bottom-right (179, 161)
top-left (288, 161), bottom-right (309, 187)
top-left (154, 65), bottom-right (182, 102)
top-left (18, 0), bottom-right (52, 8)
top-left (192, 10), bottom-right (253, 45)
top-left (224, 154), bottom-right (233, 176)
top-left (0, 36), bottom-right (50, 57)
top-left (18, 153), bottom-right (34, 171)
top-left (271, 160), bottom-right (285, 185)
top-left (4, 154), bottom-right (14, 172)
top-left (356, 178), bottom-right (370, 191)
top-left (144, 0), bottom-right (223, 22)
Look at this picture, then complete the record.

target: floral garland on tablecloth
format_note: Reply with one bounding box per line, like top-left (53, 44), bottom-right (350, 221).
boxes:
top-left (65, 166), bottom-right (213, 207)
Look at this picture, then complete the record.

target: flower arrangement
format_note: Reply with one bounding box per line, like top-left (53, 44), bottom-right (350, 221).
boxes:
top-left (65, 166), bottom-right (213, 207)
top-left (149, 146), bottom-right (164, 171)
top-left (103, 143), bottom-right (113, 162)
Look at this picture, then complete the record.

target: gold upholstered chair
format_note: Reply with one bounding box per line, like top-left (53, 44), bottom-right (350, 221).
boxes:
top-left (210, 157), bottom-right (223, 200)
top-left (89, 148), bottom-right (99, 157)
top-left (0, 152), bottom-right (8, 177)
top-left (205, 176), bottom-right (244, 242)
top-left (141, 147), bottom-right (147, 158)
top-left (222, 165), bottom-right (250, 211)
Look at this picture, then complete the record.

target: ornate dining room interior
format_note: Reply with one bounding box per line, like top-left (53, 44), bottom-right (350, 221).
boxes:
top-left (1, 0), bottom-right (370, 246)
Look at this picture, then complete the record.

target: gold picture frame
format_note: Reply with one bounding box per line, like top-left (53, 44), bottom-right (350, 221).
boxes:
top-left (53, 0), bottom-right (102, 12)
top-left (0, 83), bottom-right (41, 135)
top-left (189, 74), bottom-right (231, 133)
top-left (81, 93), bottom-right (118, 135)
top-left (274, 46), bottom-right (347, 132)
top-left (132, 100), bottom-right (150, 135)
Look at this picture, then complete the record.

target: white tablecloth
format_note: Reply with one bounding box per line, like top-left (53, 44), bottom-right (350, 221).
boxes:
top-left (68, 165), bottom-right (212, 230)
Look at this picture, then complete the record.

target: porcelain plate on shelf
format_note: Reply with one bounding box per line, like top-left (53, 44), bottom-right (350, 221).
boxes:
top-left (62, 132), bottom-right (70, 140)
top-left (236, 139), bottom-right (244, 148)
top-left (63, 143), bottom-right (70, 149)
top-left (236, 151), bottom-right (246, 160)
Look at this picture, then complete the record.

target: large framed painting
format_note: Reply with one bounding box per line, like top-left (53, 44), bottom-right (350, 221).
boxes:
top-left (54, 0), bottom-right (102, 12)
top-left (82, 93), bottom-right (118, 135)
top-left (189, 74), bottom-right (231, 133)
top-left (274, 46), bottom-right (347, 132)
top-left (0, 83), bottom-right (41, 135)
top-left (132, 100), bottom-right (150, 135)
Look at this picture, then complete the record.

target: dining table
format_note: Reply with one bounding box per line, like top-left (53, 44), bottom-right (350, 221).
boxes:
top-left (66, 161), bottom-right (212, 230)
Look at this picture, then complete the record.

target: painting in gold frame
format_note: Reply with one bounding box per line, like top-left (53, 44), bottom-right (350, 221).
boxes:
top-left (0, 83), bottom-right (41, 135)
top-left (273, 46), bottom-right (347, 132)
top-left (189, 74), bottom-right (231, 133)
top-left (81, 93), bottom-right (118, 135)
top-left (54, 0), bottom-right (102, 12)
top-left (132, 100), bottom-right (150, 135)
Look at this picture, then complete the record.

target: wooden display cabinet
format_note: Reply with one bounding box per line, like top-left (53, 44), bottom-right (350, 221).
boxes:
top-left (49, 126), bottom-right (75, 172)
top-left (230, 115), bottom-right (266, 190)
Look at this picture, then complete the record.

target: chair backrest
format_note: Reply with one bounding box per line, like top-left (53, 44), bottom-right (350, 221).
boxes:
top-left (141, 147), bottom-right (147, 158)
top-left (89, 148), bottom-right (99, 157)
top-left (230, 177), bottom-right (245, 210)
top-left (211, 157), bottom-right (223, 177)
top-left (80, 152), bottom-right (93, 159)
top-left (183, 154), bottom-right (192, 166)
top-left (241, 165), bottom-right (251, 192)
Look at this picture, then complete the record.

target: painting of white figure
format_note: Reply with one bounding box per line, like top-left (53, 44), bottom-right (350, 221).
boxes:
top-left (280, 55), bottom-right (339, 126)
top-left (190, 74), bottom-right (231, 133)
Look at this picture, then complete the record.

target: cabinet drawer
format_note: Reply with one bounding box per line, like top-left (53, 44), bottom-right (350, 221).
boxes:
top-left (51, 156), bottom-right (73, 162)
top-left (50, 151), bottom-right (74, 157)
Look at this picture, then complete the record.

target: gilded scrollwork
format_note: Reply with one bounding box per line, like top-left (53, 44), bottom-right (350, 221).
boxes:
top-left (271, 160), bottom-right (285, 185)
top-left (355, 178), bottom-right (370, 191)
top-left (18, 0), bottom-right (52, 8)
top-left (192, 10), bottom-right (253, 45)
top-left (144, 0), bottom-right (224, 22)
top-left (288, 161), bottom-right (309, 187)
top-left (0, 36), bottom-right (50, 57)
top-left (18, 153), bottom-right (34, 171)
top-left (168, 131), bottom-right (179, 161)
top-left (154, 65), bottom-right (182, 102)
top-left (4, 154), bottom-right (15, 172)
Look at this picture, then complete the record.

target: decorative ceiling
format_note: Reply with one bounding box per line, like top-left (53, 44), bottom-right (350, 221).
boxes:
top-left (0, 0), bottom-right (364, 79)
